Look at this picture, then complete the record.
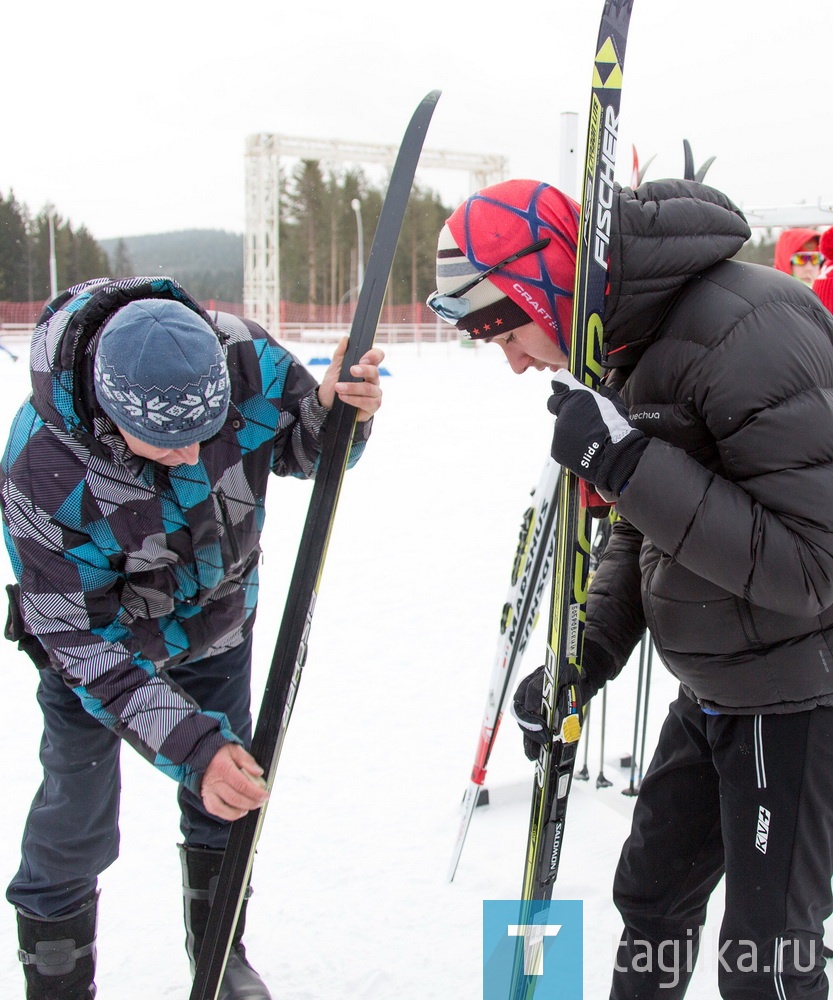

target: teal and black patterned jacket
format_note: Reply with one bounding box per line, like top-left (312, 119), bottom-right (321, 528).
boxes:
top-left (0, 277), bottom-right (369, 791)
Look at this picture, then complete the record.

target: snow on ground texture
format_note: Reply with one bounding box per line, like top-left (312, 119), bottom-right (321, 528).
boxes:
top-left (0, 335), bottom-right (794, 998)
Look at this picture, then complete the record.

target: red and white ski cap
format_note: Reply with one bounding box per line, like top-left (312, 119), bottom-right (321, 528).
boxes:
top-left (435, 179), bottom-right (580, 352)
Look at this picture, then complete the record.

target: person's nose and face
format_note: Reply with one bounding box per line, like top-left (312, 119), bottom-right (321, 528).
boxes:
top-left (116, 427), bottom-right (202, 466)
top-left (791, 240), bottom-right (823, 287)
top-left (486, 321), bottom-right (570, 375)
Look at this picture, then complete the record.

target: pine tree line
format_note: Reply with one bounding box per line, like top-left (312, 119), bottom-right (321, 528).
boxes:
top-left (0, 190), bottom-right (109, 302)
top-left (1, 167), bottom-right (455, 307)
top-left (733, 234), bottom-right (779, 266)
top-left (279, 161), bottom-right (453, 306)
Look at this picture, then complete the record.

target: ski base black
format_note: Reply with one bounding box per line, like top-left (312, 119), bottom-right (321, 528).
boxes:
top-left (188, 89), bottom-right (441, 1000)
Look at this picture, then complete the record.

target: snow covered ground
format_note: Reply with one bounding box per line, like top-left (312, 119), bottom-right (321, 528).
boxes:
top-left (0, 334), bottom-right (800, 998)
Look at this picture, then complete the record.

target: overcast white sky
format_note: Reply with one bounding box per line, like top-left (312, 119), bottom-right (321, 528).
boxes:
top-left (3, 0), bottom-right (831, 240)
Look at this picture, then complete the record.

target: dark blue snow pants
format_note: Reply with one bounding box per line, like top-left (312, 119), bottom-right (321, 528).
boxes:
top-left (610, 689), bottom-right (833, 999)
top-left (6, 635), bottom-right (253, 918)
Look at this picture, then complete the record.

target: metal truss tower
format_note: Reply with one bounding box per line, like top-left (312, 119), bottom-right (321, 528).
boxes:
top-left (243, 134), bottom-right (508, 332)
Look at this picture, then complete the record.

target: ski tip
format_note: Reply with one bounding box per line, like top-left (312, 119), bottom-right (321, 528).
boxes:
top-left (681, 138), bottom-right (716, 183)
top-left (407, 91), bottom-right (442, 132)
top-left (695, 155), bottom-right (717, 184)
top-left (635, 153), bottom-right (656, 187)
top-left (419, 89), bottom-right (442, 113)
top-left (682, 138), bottom-right (695, 181)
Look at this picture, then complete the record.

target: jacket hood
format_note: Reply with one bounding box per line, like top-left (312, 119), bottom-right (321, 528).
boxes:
top-left (773, 227), bottom-right (820, 273)
top-left (603, 179), bottom-right (751, 367)
top-left (28, 277), bottom-right (224, 450)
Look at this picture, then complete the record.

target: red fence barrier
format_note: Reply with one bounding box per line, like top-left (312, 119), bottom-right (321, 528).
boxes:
top-left (0, 301), bottom-right (45, 325)
top-left (0, 300), bottom-right (453, 346)
top-left (0, 299), bottom-right (248, 326)
top-left (1, 299), bottom-right (442, 328)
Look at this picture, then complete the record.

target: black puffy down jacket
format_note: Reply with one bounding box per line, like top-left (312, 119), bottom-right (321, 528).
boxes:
top-left (586, 180), bottom-right (833, 715)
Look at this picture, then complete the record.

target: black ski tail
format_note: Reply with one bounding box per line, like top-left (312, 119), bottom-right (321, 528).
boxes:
top-left (188, 89), bottom-right (441, 1000)
top-left (683, 138), bottom-right (695, 181)
top-left (682, 137), bottom-right (716, 183)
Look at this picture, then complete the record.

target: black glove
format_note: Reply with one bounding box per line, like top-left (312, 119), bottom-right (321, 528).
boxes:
top-left (512, 640), bottom-right (613, 761)
top-left (4, 583), bottom-right (50, 670)
top-left (548, 371), bottom-right (648, 497)
top-left (512, 662), bottom-right (588, 761)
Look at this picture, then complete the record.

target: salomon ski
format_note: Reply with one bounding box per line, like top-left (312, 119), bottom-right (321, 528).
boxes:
top-left (448, 458), bottom-right (560, 882)
top-left (510, 2), bottom-right (634, 993)
top-left (189, 90), bottom-right (441, 1000)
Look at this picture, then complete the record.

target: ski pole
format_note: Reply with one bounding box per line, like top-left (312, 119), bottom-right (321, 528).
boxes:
top-left (575, 702), bottom-right (591, 781)
top-left (596, 686), bottom-right (613, 788)
top-left (622, 632), bottom-right (647, 797)
top-left (636, 637), bottom-right (654, 788)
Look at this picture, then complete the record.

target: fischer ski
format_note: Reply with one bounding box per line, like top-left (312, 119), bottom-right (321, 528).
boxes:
top-left (448, 458), bottom-right (560, 882)
top-left (188, 90), bottom-right (441, 1000)
top-left (510, 1), bottom-right (634, 993)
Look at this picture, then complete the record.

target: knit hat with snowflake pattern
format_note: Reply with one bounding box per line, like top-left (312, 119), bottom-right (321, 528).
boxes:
top-left (94, 299), bottom-right (230, 448)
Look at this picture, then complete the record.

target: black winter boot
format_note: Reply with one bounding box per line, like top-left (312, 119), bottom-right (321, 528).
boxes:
top-left (180, 845), bottom-right (272, 1000)
top-left (15, 892), bottom-right (98, 999)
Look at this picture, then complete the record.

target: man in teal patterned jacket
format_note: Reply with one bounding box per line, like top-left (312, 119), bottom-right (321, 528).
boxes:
top-left (1, 276), bottom-right (384, 999)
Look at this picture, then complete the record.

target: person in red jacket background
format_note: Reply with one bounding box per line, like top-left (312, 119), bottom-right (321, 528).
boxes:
top-left (773, 226), bottom-right (822, 286)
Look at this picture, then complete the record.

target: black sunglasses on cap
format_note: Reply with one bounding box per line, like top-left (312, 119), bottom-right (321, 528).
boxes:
top-left (427, 237), bottom-right (551, 323)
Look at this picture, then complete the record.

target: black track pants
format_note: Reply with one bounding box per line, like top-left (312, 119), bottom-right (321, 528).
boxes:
top-left (610, 690), bottom-right (833, 999)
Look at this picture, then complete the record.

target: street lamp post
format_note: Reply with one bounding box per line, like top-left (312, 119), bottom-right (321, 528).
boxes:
top-left (350, 198), bottom-right (364, 294)
top-left (46, 204), bottom-right (58, 300)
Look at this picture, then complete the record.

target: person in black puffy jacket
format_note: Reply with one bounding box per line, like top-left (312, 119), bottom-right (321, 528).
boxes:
top-left (431, 178), bottom-right (833, 997)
